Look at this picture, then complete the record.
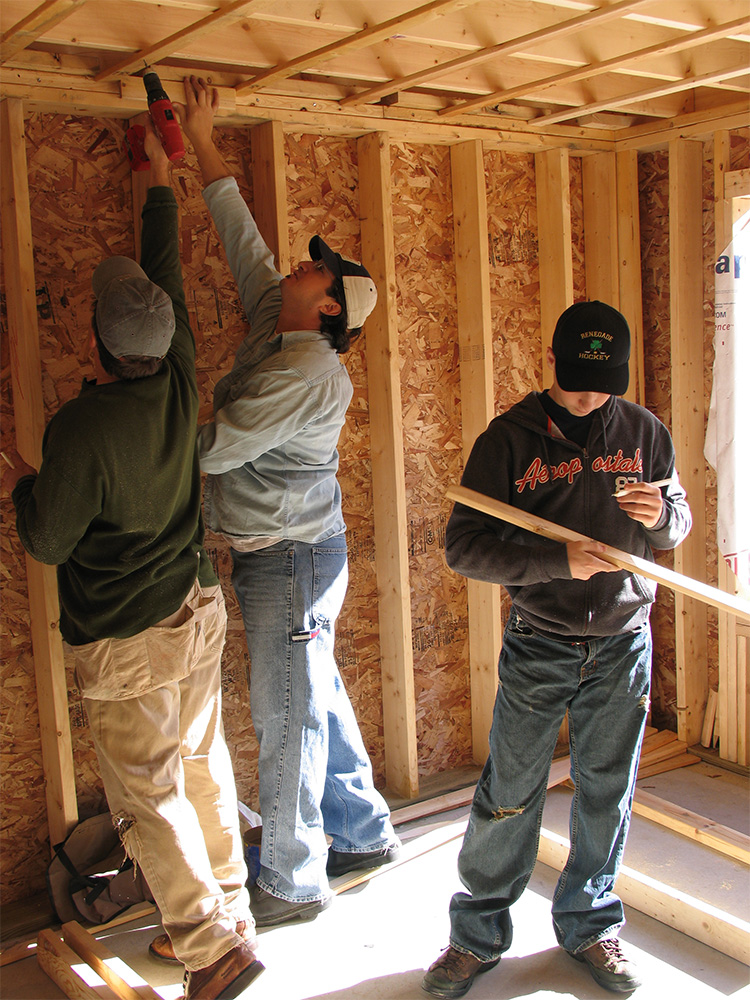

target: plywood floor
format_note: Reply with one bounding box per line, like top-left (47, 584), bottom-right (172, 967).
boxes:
top-left (1, 763), bottom-right (748, 1000)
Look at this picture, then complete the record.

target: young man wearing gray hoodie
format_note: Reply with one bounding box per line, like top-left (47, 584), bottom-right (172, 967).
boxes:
top-left (423, 301), bottom-right (691, 998)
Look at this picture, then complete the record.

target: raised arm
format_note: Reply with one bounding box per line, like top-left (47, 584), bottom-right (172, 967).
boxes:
top-left (138, 118), bottom-right (193, 364)
top-left (175, 76), bottom-right (232, 187)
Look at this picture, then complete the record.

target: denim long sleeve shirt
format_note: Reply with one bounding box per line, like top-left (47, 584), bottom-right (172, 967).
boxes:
top-left (198, 176), bottom-right (351, 545)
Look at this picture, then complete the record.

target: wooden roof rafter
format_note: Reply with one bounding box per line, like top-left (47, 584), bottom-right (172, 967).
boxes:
top-left (438, 14), bottom-right (750, 119)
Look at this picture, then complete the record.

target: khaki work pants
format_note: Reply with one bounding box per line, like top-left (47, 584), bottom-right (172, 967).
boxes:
top-left (75, 582), bottom-right (252, 971)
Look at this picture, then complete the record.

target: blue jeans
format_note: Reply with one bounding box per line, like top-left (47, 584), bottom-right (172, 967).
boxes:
top-left (231, 536), bottom-right (397, 902)
top-left (449, 607), bottom-right (651, 960)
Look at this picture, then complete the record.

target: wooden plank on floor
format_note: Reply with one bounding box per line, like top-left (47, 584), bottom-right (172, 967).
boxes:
top-left (537, 828), bottom-right (750, 964)
top-left (1, 936), bottom-right (38, 968)
top-left (637, 754), bottom-right (701, 779)
top-left (37, 930), bottom-right (119, 1000)
top-left (632, 788), bottom-right (750, 866)
top-left (61, 923), bottom-right (162, 1000)
top-left (389, 756), bottom-right (573, 828)
top-left (641, 730), bottom-right (680, 753)
top-left (391, 787), bottom-right (474, 826)
top-left (638, 739), bottom-right (689, 768)
top-left (1, 903), bottom-right (156, 970)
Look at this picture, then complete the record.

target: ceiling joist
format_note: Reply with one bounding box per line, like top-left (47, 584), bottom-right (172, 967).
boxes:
top-left (235, 0), bottom-right (479, 96)
top-left (94, 0), bottom-right (263, 83)
top-left (338, 0), bottom-right (655, 108)
top-left (0, 0), bottom-right (747, 145)
top-left (0, 0), bottom-right (85, 64)
top-left (438, 14), bottom-right (750, 118)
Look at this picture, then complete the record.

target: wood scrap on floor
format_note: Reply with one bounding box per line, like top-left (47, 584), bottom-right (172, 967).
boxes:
top-left (631, 788), bottom-right (750, 866)
top-left (636, 729), bottom-right (701, 778)
top-left (37, 928), bottom-right (118, 1000)
top-left (37, 921), bottom-right (162, 1000)
top-left (1, 901), bottom-right (156, 971)
top-left (701, 688), bottom-right (720, 748)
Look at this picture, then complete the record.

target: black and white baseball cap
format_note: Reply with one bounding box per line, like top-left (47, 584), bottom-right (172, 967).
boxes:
top-left (309, 236), bottom-right (378, 332)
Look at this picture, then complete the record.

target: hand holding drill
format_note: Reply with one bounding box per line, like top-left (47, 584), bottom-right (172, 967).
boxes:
top-left (125, 70), bottom-right (185, 171)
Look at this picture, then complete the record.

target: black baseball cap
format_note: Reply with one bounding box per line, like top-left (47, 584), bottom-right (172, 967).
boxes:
top-left (552, 300), bottom-right (630, 395)
top-left (309, 236), bottom-right (378, 332)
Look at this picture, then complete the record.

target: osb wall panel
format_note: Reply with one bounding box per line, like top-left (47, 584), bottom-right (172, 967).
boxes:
top-left (484, 148), bottom-right (541, 632)
top-left (485, 149), bottom-right (541, 412)
top-left (391, 141), bottom-right (471, 775)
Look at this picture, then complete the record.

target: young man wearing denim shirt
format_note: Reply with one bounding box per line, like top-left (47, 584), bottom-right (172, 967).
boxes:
top-left (423, 301), bottom-right (691, 997)
top-left (171, 77), bottom-right (400, 930)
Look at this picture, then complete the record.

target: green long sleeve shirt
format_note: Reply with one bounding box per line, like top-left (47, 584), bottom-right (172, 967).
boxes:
top-left (13, 186), bottom-right (217, 646)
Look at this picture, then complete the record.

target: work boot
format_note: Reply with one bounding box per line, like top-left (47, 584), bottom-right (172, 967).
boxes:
top-left (326, 842), bottom-right (401, 878)
top-left (183, 941), bottom-right (264, 1000)
top-left (149, 920), bottom-right (254, 964)
top-left (572, 938), bottom-right (642, 993)
top-left (422, 946), bottom-right (500, 998)
top-left (249, 883), bottom-right (331, 927)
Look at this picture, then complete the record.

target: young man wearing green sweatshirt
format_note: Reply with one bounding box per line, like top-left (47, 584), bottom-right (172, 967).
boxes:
top-left (8, 121), bottom-right (263, 1000)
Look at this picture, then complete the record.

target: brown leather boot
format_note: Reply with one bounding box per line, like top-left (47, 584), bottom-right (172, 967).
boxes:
top-left (150, 921), bottom-right (254, 964)
top-left (183, 941), bottom-right (264, 1000)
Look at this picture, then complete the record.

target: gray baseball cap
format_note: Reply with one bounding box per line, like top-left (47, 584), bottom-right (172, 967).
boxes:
top-left (92, 256), bottom-right (175, 358)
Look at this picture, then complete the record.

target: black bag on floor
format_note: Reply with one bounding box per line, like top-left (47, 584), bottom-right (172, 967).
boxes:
top-left (46, 812), bottom-right (153, 924)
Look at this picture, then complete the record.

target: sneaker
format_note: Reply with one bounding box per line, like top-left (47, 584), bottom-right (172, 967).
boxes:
top-left (572, 938), bottom-right (642, 993)
top-left (422, 946), bottom-right (500, 998)
top-left (326, 842), bottom-right (401, 878)
top-left (249, 883), bottom-right (331, 928)
top-left (149, 920), bottom-right (254, 964)
top-left (183, 941), bottom-right (264, 1000)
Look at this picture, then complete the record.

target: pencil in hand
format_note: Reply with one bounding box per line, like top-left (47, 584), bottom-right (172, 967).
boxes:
top-left (612, 478), bottom-right (672, 498)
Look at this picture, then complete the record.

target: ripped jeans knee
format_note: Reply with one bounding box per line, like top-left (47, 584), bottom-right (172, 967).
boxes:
top-left (491, 804), bottom-right (527, 821)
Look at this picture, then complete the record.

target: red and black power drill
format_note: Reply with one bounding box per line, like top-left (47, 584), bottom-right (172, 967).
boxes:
top-left (124, 70), bottom-right (185, 171)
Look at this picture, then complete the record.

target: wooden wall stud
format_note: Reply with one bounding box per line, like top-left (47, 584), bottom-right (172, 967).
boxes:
top-left (450, 139), bottom-right (501, 762)
top-left (358, 130), bottom-right (419, 799)
top-left (669, 137), bottom-right (709, 746)
top-left (0, 96), bottom-right (78, 847)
